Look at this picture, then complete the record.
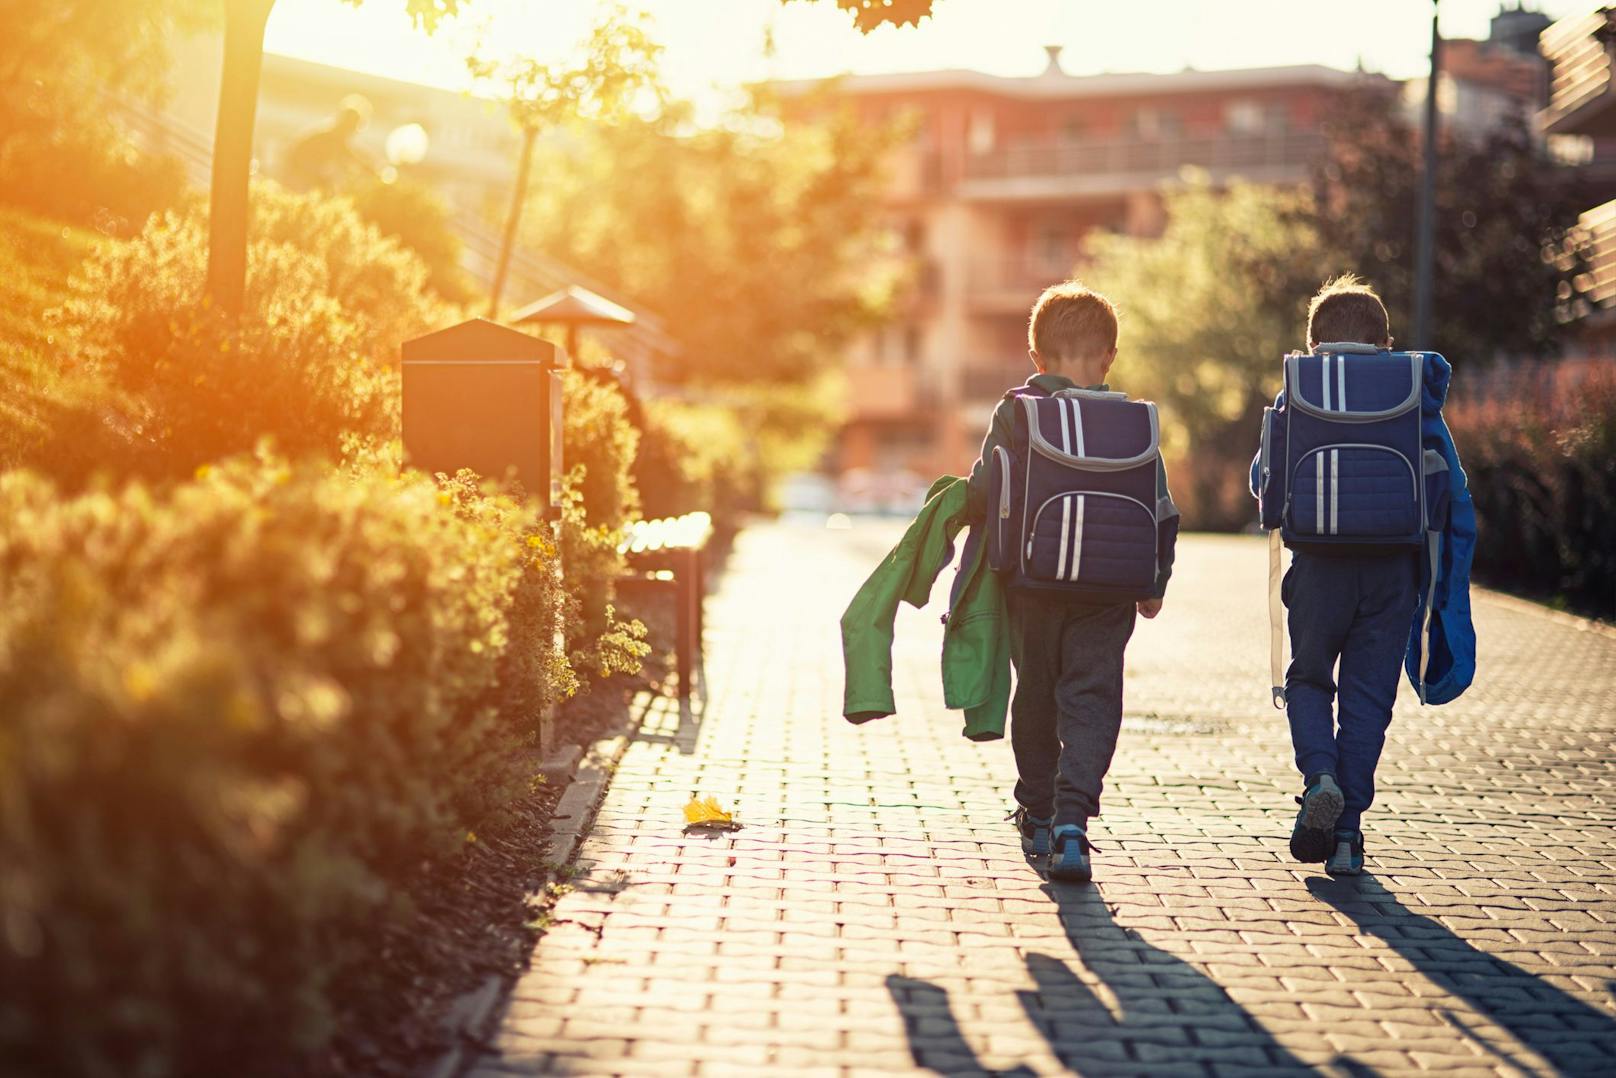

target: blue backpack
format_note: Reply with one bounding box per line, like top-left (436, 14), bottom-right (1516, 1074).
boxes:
top-left (985, 386), bottom-right (1178, 602)
top-left (1256, 345), bottom-right (1452, 705)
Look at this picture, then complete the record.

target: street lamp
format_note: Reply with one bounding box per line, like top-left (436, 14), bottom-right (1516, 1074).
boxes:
top-left (1413, 0), bottom-right (1441, 350)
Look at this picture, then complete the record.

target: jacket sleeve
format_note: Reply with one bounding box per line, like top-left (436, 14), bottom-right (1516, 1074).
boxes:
top-left (965, 396), bottom-right (1015, 522)
top-left (1154, 456), bottom-right (1179, 599)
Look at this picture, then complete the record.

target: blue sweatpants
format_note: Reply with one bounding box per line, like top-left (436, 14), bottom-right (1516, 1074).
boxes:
top-left (1283, 550), bottom-right (1418, 831)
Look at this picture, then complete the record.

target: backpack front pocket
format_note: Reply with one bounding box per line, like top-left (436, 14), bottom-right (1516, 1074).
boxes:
top-left (1289, 445), bottom-right (1418, 538)
top-left (1025, 491), bottom-right (1157, 590)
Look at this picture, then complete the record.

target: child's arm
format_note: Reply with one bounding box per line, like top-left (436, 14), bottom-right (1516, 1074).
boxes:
top-left (964, 397), bottom-right (1015, 522)
top-left (1144, 455), bottom-right (1179, 618)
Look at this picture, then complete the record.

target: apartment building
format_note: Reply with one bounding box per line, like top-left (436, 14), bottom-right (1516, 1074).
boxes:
top-left (783, 51), bottom-right (1368, 485)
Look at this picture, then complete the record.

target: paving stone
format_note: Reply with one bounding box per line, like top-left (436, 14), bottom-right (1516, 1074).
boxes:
top-left (461, 525), bottom-right (1616, 1076)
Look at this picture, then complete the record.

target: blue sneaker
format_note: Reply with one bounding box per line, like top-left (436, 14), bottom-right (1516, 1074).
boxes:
top-left (1325, 829), bottom-right (1365, 876)
top-left (1289, 773), bottom-right (1344, 863)
top-left (1047, 825), bottom-right (1093, 883)
top-left (1011, 807), bottom-right (1053, 856)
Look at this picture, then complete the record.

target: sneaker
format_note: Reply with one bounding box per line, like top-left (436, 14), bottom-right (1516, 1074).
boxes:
top-left (1289, 773), bottom-right (1344, 863)
top-left (1325, 830), bottom-right (1365, 876)
top-left (1011, 807), bottom-right (1053, 856)
top-left (1046, 825), bottom-right (1093, 883)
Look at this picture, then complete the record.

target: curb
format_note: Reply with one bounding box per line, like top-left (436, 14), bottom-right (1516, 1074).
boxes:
top-left (425, 706), bottom-right (640, 1078)
top-left (1476, 588), bottom-right (1616, 639)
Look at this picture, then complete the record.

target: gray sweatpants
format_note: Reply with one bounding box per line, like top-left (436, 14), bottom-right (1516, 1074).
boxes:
top-left (1007, 594), bottom-right (1138, 827)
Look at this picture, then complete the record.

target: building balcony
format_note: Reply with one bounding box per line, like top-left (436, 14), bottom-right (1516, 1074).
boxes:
top-left (1542, 9), bottom-right (1616, 137)
top-left (844, 363), bottom-right (938, 422)
top-left (957, 131), bottom-right (1326, 201)
top-left (966, 256), bottom-right (1088, 314)
top-left (960, 359), bottom-right (1032, 405)
top-left (1580, 198), bottom-right (1616, 311)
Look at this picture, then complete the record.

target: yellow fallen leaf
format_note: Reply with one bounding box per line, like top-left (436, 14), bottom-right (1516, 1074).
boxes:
top-left (682, 795), bottom-right (738, 828)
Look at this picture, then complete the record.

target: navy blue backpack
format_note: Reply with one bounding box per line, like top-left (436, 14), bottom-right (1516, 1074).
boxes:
top-left (1256, 344), bottom-right (1452, 705)
top-left (985, 386), bottom-right (1178, 602)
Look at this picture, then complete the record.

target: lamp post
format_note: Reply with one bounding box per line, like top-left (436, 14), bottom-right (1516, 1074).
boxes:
top-left (1413, 0), bottom-right (1442, 350)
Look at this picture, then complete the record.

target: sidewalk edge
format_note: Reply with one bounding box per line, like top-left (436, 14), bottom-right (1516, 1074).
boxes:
top-left (425, 708), bottom-right (639, 1078)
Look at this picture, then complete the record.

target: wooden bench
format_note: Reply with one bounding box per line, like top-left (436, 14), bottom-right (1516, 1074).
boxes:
top-left (617, 512), bottom-right (714, 700)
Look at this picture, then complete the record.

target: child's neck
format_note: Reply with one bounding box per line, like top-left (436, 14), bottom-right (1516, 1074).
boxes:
top-left (1044, 365), bottom-right (1106, 386)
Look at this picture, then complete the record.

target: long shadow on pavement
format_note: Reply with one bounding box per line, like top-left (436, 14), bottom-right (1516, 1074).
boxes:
top-left (887, 885), bottom-right (1332, 1076)
top-left (1309, 874), bottom-right (1616, 1076)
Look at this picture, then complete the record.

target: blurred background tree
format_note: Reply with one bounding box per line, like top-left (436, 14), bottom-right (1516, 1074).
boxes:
top-left (206, 0), bottom-right (470, 314)
top-left (520, 93), bottom-right (903, 387)
top-left (344, 174), bottom-right (477, 303)
top-left (0, 0), bottom-right (210, 229)
top-left (1084, 181), bottom-right (1328, 530)
top-left (518, 87), bottom-right (905, 477)
top-left (469, 7), bottom-right (664, 315)
top-left (1309, 87), bottom-right (1591, 365)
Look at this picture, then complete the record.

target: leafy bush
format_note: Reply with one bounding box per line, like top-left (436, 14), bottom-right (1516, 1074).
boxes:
top-left (0, 449), bottom-right (569, 1076)
top-left (559, 369), bottom-right (647, 677)
top-left (0, 122), bottom-right (189, 237)
top-left (635, 397), bottom-right (760, 520)
top-left (0, 208), bottom-right (120, 487)
top-left (53, 182), bottom-right (446, 479)
top-left (1447, 365), bottom-right (1616, 617)
top-left (346, 175), bottom-right (477, 304)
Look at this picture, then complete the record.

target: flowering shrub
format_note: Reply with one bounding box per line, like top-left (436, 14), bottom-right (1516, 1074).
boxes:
top-left (560, 369), bottom-right (648, 677)
top-left (54, 182), bottom-right (447, 479)
top-left (1447, 364), bottom-right (1616, 617)
top-left (0, 450), bottom-right (568, 1075)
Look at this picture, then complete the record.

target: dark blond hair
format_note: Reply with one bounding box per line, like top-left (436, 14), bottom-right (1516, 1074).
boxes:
top-left (1307, 275), bottom-right (1391, 348)
top-left (1028, 281), bottom-right (1119, 361)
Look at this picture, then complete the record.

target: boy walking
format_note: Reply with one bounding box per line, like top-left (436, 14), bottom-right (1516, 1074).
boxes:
top-left (967, 283), bottom-right (1177, 884)
top-left (1262, 277), bottom-right (1418, 876)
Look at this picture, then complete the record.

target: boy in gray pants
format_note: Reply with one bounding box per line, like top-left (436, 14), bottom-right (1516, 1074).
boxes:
top-left (966, 283), bottom-right (1175, 882)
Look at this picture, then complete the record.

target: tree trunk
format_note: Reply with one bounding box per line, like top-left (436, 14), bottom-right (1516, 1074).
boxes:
top-left (487, 124), bottom-right (538, 319)
top-left (206, 0), bottom-right (276, 316)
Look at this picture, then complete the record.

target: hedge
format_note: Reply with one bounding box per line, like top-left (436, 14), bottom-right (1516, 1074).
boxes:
top-left (40, 182), bottom-right (445, 483)
top-left (0, 451), bottom-right (574, 1076)
top-left (1446, 364), bottom-right (1616, 618)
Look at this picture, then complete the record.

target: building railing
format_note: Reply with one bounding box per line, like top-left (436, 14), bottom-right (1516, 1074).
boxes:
top-left (962, 131), bottom-right (1326, 182)
top-left (967, 256), bottom-right (1088, 299)
top-left (1581, 197), bottom-right (1616, 310)
top-left (960, 360), bottom-right (1029, 403)
top-left (1541, 9), bottom-right (1616, 134)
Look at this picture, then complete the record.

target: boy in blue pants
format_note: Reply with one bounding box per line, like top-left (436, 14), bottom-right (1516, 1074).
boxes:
top-left (1261, 277), bottom-right (1418, 876)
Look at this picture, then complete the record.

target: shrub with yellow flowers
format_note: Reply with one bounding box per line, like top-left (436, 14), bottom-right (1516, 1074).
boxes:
top-left (0, 447), bottom-right (568, 1075)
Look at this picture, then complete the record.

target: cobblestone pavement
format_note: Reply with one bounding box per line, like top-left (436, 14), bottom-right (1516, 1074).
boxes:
top-left (467, 520), bottom-right (1616, 1077)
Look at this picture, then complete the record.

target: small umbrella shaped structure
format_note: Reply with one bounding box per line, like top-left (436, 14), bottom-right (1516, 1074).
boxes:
top-left (510, 285), bottom-right (637, 363)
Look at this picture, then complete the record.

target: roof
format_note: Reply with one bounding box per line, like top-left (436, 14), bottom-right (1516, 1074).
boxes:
top-left (511, 286), bottom-right (638, 327)
top-left (401, 319), bottom-right (563, 365)
top-left (773, 63), bottom-right (1372, 102)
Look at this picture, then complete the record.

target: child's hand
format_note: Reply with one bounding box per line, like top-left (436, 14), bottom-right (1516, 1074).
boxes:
top-left (1137, 597), bottom-right (1163, 619)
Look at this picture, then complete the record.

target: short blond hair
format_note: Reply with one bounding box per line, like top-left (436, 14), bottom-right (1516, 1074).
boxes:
top-left (1028, 281), bottom-right (1118, 361)
top-left (1307, 274), bottom-right (1391, 347)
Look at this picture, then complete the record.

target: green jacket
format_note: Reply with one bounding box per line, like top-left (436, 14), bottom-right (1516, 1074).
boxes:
top-left (840, 476), bottom-right (1011, 741)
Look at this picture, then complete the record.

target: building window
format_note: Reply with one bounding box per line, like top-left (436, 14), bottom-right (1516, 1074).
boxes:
top-left (904, 324), bottom-right (922, 365)
top-left (968, 108), bottom-right (996, 154)
top-left (1225, 99), bottom-right (1264, 135)
top-left (1038, 224), bottom-right (1066, 270)
top-left (1129, 107), bottom-right (1182, 139)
